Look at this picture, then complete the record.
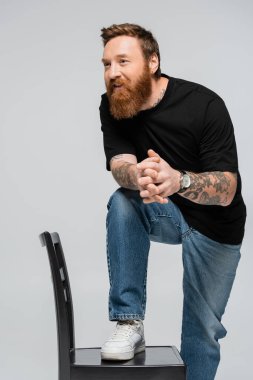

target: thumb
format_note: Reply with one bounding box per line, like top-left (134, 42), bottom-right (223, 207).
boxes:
top-left (148, 149), bottom-right (160, 158)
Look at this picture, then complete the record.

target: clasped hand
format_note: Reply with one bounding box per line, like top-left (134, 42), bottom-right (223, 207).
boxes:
top-left (136, 149), bottom-right (180, 204)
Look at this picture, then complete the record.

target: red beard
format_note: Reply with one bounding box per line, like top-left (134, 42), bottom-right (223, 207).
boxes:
top-left (106, 63), bottom-right (152, 119)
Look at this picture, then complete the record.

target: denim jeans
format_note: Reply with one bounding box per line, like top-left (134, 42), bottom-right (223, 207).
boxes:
top-left (106, 188), bottom-right (241, 380)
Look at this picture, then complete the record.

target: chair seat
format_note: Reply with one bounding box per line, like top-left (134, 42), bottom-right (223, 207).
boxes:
top-left (70, 346), bottom-right (185, 380)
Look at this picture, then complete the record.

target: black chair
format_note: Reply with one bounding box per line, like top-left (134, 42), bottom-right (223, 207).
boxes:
top-left (39, 231), bottom-right (186, 380)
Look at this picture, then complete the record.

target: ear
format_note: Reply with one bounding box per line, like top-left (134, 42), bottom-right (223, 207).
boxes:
top-left (148, 53), bottom-right (159, 75)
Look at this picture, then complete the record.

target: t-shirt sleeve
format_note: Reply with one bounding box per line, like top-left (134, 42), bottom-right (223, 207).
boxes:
top-left (199, 97), bottom-right (238, 172)
top-left (99, 94), bottom-right (136, 171)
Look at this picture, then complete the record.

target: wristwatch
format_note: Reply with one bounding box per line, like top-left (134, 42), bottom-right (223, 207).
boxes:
top-left (178, 170), bottom-right (191, 193)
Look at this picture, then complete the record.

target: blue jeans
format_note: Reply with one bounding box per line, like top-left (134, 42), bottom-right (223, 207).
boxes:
top-left (106, 188), bottom-right (241, 380)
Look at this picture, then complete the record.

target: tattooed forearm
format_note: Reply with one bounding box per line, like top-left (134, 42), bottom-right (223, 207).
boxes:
top-left (179, 171), bottom-right (237, 206)
top-left (111, 154), bottom-right (124, 162)
top-left (111, 162), bottom-right (138, 190)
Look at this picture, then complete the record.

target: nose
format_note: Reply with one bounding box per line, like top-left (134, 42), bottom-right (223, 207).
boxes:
top-left (108, 63), bottom-right (121, 80)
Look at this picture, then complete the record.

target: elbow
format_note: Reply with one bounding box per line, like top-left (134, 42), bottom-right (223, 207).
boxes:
top-left (228, 194), bottom-right (236, 206)
top-left (223, 198), bottom-right (233, 207)
top-left (223, 189), bottom-right (236, 207)
top-left (222, 172), bottom-right (237, 206)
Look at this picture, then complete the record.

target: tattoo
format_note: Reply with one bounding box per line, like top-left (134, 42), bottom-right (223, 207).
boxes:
top-left (181, 171), bottom-right (237, 206)
top-left (112, 162), bottom-right (138, 190)
top-left (152, 88), bottom-right (166, 108)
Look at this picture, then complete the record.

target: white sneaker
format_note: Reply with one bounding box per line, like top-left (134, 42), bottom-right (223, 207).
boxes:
top-left (101, 320), bottom-right (145, 361)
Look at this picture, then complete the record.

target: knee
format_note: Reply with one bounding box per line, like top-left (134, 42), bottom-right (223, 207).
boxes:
top-left (107, 188), bottom-right (138, 218)
top-left (107, 188), bottom-right (131, 208)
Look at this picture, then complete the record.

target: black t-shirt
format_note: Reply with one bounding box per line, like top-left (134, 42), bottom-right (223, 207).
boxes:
top-left (100, 73), bottom-right (246, 244)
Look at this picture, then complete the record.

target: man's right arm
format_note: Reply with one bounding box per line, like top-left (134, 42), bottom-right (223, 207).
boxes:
top-left (110, 154), bottom-right (139, 190)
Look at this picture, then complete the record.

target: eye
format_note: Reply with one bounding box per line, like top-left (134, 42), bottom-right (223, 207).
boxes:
top-left (119, 59), bottom-right (128, 65)
top-left (103, 62), bottom-right (111, 68)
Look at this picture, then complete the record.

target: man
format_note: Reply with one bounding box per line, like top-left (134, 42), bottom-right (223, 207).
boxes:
top-left (99, 23), bottom-right (246, 380)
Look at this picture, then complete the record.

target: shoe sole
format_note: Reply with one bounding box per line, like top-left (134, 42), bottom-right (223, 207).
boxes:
top-left (101, 344), bottom-right (145, 361)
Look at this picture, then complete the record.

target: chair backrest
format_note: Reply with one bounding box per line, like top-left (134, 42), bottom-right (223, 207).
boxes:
top-left (39, 232), bottom-right (75, 364)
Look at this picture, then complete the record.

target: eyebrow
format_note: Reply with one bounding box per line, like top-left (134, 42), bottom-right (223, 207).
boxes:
top-left (101, 54), bottom-right (129, 63)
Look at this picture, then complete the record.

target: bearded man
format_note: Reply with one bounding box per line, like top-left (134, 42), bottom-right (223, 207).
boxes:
top-left (99, 23), bottom-right (246, 380)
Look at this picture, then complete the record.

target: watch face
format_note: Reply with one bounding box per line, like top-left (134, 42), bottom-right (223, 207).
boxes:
top-left (182, 174), bottom-right (191, 189)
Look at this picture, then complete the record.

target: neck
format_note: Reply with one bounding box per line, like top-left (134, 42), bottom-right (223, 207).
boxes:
top-left (140, 76), bottom-right (169, 111)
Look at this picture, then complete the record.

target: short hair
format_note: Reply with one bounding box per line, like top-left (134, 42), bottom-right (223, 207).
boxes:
top-left (101, 23), bottom-right (161, 79)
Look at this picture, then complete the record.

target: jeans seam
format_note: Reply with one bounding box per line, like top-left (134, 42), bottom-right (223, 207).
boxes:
top-left (141, 264), bottom-right (148, 314)
top-left (182, 226), bottom-right (194, 240)
top-left (106, 215), bottom-right (112, 317)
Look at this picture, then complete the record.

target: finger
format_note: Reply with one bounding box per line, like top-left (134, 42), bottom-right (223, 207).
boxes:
top-left (142, 168), bottom-right (158, 179)
top-left (136, 161), bottom-right (160, 171)
top-left (137, 156), bottom-right (160, 167)
top-left (143, 195), bottom-right (166, 204)
top-left (156, 183), bottom-right (172, 198)
top-left (142, 197), bottom-right (155, 203)
top-left (140, 184), bottom-right (159, 198)
top-left (140, 189), bottom-right (153, 198)
top-left (138, 176), bottom-right (153, 187)
top-left (148, 149), bottom-right (160, 158)
top-left (144, 156), bottom-right (160, 163)
top-left (143, 196), bottom-right (161, 203)
top-left (146, 183), bottom-right (160, 197)
top-left (140, 188), bottom-right (157, 198)
top-left (155, 195), bottom-right (169, 204)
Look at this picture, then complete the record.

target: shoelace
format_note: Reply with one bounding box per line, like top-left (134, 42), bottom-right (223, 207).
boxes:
top-left (110, 321), bottom-right (139, 340)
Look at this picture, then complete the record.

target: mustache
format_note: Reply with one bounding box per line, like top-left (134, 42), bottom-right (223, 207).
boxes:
top-left (107, 79), bottom-right (129, 92)
top-left (111, 79), bottom-right (125, 86)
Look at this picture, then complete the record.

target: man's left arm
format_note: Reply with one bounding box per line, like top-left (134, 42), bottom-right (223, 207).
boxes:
top-left (137, 150), bottom-right (237, 206)
top-left (178, 170), bottom-right (237, 206)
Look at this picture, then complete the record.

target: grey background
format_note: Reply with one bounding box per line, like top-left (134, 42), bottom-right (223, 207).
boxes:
top-left (0, 0), bottom-right (252, 379)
